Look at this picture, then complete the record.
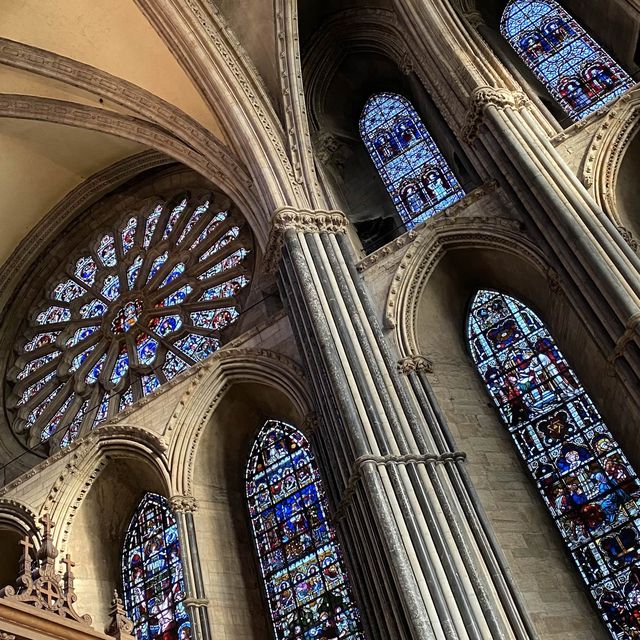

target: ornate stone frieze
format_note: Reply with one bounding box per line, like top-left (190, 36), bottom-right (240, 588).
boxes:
top-left (263, 207), bottom-right (349, 273)
top-left (397, 355), bottom-right (434, 375)
top-left (170, 495), bottom-right (198, 514)
top-left (105, 591), bottom-right (134, 640)
top-left (461, 86), bottom-right (529, 143)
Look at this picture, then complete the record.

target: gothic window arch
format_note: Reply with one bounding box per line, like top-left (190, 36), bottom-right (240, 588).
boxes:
top-left (246, 419), bottom-right (364, 639)
top-left (467, 289), bottom-right (640, 640)
top-left (359, 92), bottom-right (465, 230)
top-left (501, 0), bottom-right (634, 121)
top-left (6, 190), bottom-right (252, 448)
top-left (121, 493), bottom-right (190, 640)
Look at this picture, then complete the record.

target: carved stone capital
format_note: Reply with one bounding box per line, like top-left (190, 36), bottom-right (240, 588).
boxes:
top-left (397, 355), bottom-right (433, 375)
top-left (183, 596), bottom-right (210, 609)
top-left (263, 207), bottom-right (349, 273)
top-left (461, 86), bottom-right (529, 143)
top-left (169, 495), bottom-right (198, 513)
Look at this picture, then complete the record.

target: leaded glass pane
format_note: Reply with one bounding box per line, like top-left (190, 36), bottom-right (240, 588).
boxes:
top-left (247, 420), bottom-right (364, 639)
top-left (122, 493), bottom-right (190, 640)
top-left (468, 289), bottom-right (640, 640)
top-left (359, 92), bottom-right (465, 229)
top-left (501, 0), bottom-right (633, 120)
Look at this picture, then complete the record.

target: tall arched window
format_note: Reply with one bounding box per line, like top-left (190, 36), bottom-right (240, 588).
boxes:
top-left (359, 92), bottom-right (465, 230)
top-left (246, 420), bottom-right (364, 639)
top-left (467, 289), bottom-right (640, 639)
top-left (501, 0), bottom-right (634, 121)
top-left (122, 493), bottom-right (190, 640)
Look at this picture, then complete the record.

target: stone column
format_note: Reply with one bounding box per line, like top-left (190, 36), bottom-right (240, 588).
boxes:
top-left (170, 496), bottom-right (211, 640)
top-left (267, 207), bottom-right (537, 639)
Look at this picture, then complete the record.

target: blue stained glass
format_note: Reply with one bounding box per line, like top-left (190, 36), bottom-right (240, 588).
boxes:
top-left (25, 386), bottom-right (62, 428)
top-left (61, 399), bottom-right (90, 447)
top-left (198, 227), bottom-right (240, 262)
top-left (146, 252), bottom-right (169, 284)
top-left (173, 334), bottom-right (220, 361)
top-left (41, 394), bottom-right (74, 441)
top-left (65, 325), bottom-right (99, 348)
top-left (197, 248), bottom-right (248, 281)
top-left (18, 370), bottom-right (57, 406)
top-left (189, 211), bottom-right (228, 250)
top-left (141, 373), bottom-right (161, 395)
top-left (136, 335), bottom-right (159, 367)
top-left (177, 202), bottom-right (211, 244)
top-left (159, 264), bottom-right (186, 289)
top-left (121, 493), bottom-right (190, 640)
top-left (247, 420), bottom-right (364, 639)
top-left (127, 255), bottom-right (144, 290)
top-left (85, 354), bottom-right (107, 385)
top-left (36, 306), bottom-right (71, 325)
top-left (74, 256), bottom-right (98, 286)
top-left (110, 348), bottom-right (130, 385)
top-left (199, 276), bottom-right (248, 302)
top-left (501, 0), bottom-right (633, 121)
top-left (160, 285), bottom-right (193, 308)
top-left (468, 289), bottom-right (640, 640)
top-left (143, 204), bottom-right (163, 249)
top-left (97, 233), bottom-right (117, 267)
top-left (122, 217), bottom-right (138, 254)
top-left (80, 299), bottom-right (108, 319)
top-left (360, 92), bottom-right (465, 230)
top-left (23, 331), bottom-right (59, 352)
top-left (52, 280), bottom-right (86, 303)
top-left (70, 344), bottom-right (97, 373)
top-left (92, 393), bottom-right (110, 429)
top-left (162, 351), bottom-right (189, 380)
top-left (102, 274), bottom-right (121, 301)
top-left (17, 351), bottom-right (60, 381)
top-left (190, 307), bottom-right (238, 332)
top-left (162, 199), bottom-right (188, 240)
top-left (119, 386), bottom-right (134, 411)
top-left (148, 314), bottom-right (182, 338)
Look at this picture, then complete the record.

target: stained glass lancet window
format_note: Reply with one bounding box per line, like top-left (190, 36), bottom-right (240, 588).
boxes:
top-left (467, 289), bottom-right (640, 640)
top-left (122, 493), bottom-right (190, 640)
top-left (359, 92), bottom-right (465, 230)
top-left (501, 0), bottom-right (634, 121)
top-left (6, 192), bottom-right (252, 448)
top-left (246, 420), bottom-right (364, 639)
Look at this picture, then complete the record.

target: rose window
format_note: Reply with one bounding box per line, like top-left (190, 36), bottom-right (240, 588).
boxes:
top-left (7, 192), bottom-right (252, 448)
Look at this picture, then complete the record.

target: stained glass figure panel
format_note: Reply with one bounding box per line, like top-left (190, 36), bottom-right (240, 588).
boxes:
top-left (359, 92), bottom-right (465, 230)
top-left (247, 420), bottom-right (364, 639)
top-left (122, 493), bottom-right (190, 640)
top-left (467, 289), bottom-right (640, 640)
top-left (501, 0), bottom-right (634, 120)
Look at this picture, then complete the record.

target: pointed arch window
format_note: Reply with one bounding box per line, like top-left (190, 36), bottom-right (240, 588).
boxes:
top-left (359, 92), bottom-right (465, 230)
top-left (122, 493), bottom-right (191, 640)
top-left (246, 420), bottom-right (365, 639)
top-left (467, 289), bottom-right (640, 639)
top-left (501, 0), bottom-right (634, 121)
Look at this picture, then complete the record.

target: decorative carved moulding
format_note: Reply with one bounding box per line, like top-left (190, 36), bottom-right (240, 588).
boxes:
top-left (263, 207), bottom-right (349, 273)
top-left (397, 354), bottom-right (434, 375)
top-left (461, 86), bottom-right (529, 143)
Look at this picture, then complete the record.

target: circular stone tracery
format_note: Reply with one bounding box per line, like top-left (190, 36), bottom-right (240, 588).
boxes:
top-left (6, 191), bottom-right (253, 448)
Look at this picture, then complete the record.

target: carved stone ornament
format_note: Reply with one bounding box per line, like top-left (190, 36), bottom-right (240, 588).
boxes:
top-left (312, 131), bottom-right (351, 175)
top-left (170, 495), bottom-right (198, 514)
top-left (0, 514), bottom-right (92, 626)
top-left (263, 207), bottom-right (349, 273)
top-left (397, 355), bottom-right (434, 375)
top-left (105, 590), bottom-right (134, 639)
top-left (617, 225), bottom-right (639, 254)
top-left (461, 86), bottom-right (529, 143)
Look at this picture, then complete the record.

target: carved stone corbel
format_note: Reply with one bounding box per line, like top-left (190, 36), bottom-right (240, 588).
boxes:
top-left (169, 495), bottom-right (198, 514)
top-left (397, 354), bottom-right (434, 375)
top-left (263, 207), bottom-right (349, 273)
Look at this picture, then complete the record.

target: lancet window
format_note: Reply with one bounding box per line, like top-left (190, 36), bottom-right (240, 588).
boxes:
top-left (359, 92), bottom-right (465, 230)
top-left (501, 0), bottom-right (634, 121)
top-left (6, 192), bottom-right (252, 447)
top-left (246, 419), bottom-right (364, 639)
top-left (121, 493), bottom-right (190, 640)
top-left (467, 289), bottom-right (640, 639)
